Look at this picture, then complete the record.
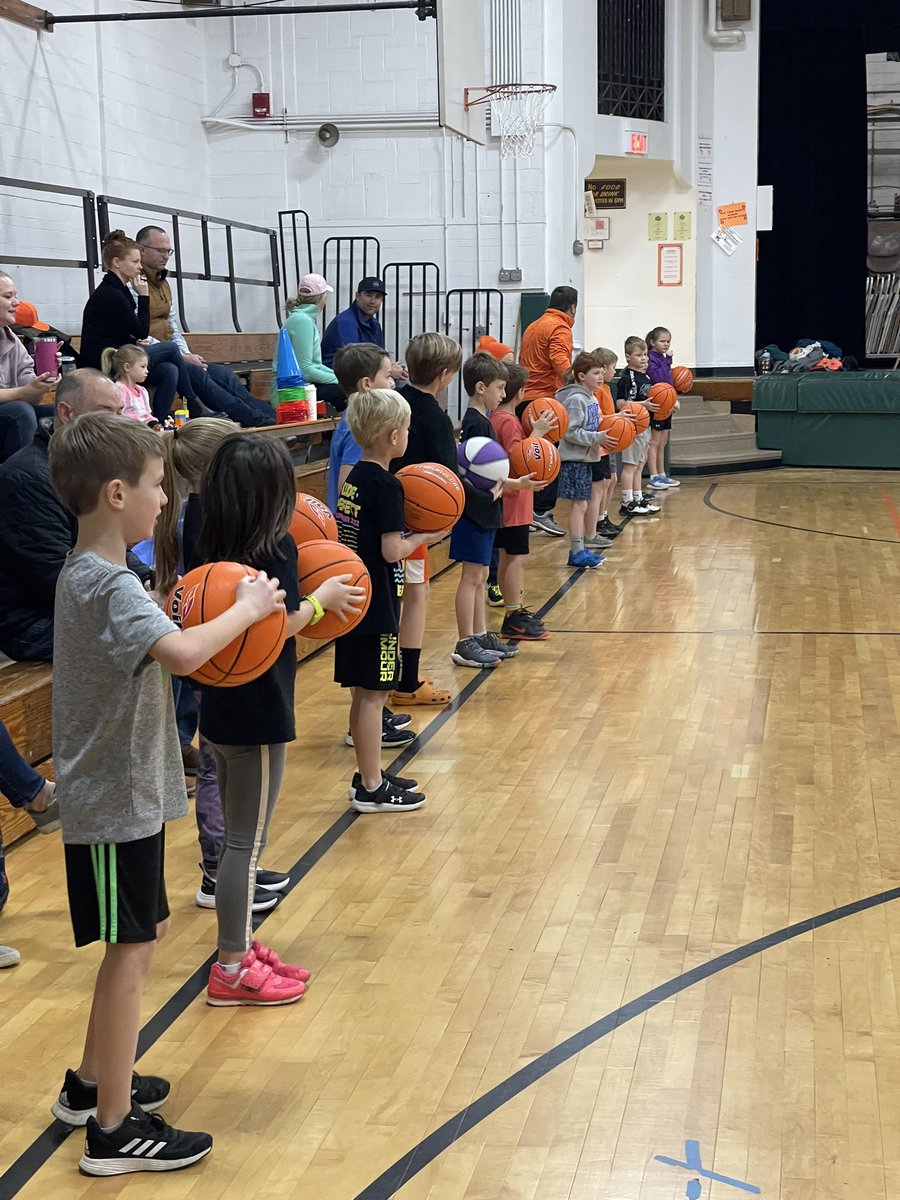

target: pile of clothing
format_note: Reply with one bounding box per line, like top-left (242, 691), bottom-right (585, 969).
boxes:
top-left (755, 339), bottom-right (859, 374)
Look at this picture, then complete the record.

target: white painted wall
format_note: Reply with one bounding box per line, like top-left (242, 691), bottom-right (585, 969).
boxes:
top-left (0, 0), bottom-right (761, 366)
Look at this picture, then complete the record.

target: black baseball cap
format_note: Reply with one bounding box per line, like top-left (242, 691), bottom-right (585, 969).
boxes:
top-left (356, 276), bottom-right (386, 295)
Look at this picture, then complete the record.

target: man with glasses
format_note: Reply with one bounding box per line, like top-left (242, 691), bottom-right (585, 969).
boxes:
top-left (135, 225), bottom-right (274, 427)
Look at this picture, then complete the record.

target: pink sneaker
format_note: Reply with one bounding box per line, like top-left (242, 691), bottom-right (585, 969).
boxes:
top-left (206, 950), bottom-right (306, 1006)
top-left (252, 940), bottom-right (311, 983)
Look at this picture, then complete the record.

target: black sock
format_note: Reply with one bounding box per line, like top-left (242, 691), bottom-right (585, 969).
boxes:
top-left (397, 647), bottom-right (422, 694)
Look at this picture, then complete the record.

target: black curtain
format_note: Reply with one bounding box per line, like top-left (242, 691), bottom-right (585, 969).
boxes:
top-left (756, 3), bottom-right (900, 362)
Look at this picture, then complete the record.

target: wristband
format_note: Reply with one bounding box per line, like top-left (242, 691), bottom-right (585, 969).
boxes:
top-left (302, 594), bottom-right (325, 626)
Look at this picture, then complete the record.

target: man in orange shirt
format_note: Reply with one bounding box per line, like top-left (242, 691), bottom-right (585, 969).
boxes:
top-left (519, 286), bottom-right (577, 535)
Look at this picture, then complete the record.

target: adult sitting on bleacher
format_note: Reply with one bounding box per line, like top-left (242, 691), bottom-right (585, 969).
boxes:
top-left (80, 229), bottom-right (204, 425)
top-left (135, 225), bottom-right (275, 428)
top-left (0, 272), bottom-right (58, 464)
top-left (280, 274), bottom-right (347, 411)
top-left (321, 275), bottom-right (408, 383)
top-left (0, 369), bottom-right (151, 662)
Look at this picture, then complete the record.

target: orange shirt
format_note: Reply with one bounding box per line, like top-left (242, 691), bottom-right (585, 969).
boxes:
top-left (490, 409), bottom-right (533, 527)
top-left (520, 308), bottom-right (575, 400)
top-left (594, 382), bottom-right (615, 456)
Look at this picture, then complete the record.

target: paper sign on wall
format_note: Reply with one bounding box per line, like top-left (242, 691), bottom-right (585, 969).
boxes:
top-left (648, 212), bottom-right (668, 241)
top-left (657, 244), bottom-right (683, 287)
top-left (673, 212), bottom-right (693, 241)
top-left (698, 136), bottom-right (713, 208)
top-left (716, 202), bottom-right (748, 228)
top-left (712, 225), bottom-right (743, 256)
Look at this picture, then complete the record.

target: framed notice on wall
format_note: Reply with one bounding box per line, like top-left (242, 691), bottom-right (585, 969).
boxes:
top-left (657, 243), bottom-right (683, 287)
top-left (585, 179), bottom-right (627, 210)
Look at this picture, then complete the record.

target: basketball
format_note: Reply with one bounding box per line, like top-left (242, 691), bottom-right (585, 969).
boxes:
top-left (295, 539), bottom-right (371, 640)
top-left (396, 462), bottom-right (464, 533)
top-left (672, 365), bottom-right (694, 394)
top-left (649, 382), bottom-right (678, 419)
top-left (290, 492), bottom-right (338, 546)
top-left (457, 436), bottom-right (510, 490)
top-left (508, 436), bottom-right (560, 482)
top-left (598, 412), bottom-right (636, 451)
top-left (165, 562), bottom-right (287, 688)
top-left (620, 400), bottom-right (649, 432)
top-left (521, 397), bottom-right (569, 442)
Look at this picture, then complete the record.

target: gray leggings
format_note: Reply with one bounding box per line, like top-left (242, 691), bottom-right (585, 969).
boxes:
top-left (209, 742), bottom-right (286, 953)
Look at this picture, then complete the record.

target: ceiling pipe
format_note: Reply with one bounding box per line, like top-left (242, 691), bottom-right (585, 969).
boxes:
top-left (705, 0), bottom-right (745, 47)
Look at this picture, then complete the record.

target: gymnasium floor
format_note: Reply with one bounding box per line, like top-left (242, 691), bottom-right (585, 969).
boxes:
top-left (2, 468), bottom-right (900, 1200)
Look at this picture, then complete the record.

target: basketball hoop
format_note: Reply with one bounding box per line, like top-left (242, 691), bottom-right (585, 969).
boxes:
top-left (464, 83), bottom-right (557, 159)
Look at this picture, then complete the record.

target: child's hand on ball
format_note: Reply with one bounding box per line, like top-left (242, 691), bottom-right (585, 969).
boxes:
top-left (237, 570), bottom-right (287, 621)
top-left (315, 574), bottom-right (366, 617)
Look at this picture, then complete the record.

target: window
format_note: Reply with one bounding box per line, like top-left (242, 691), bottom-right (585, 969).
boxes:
top-left (598, 0), bottom-right (665, 123)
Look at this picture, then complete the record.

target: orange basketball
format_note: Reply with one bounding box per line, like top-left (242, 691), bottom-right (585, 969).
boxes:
top-left (508, 436), bottom-right (560, 482)
top-left (649, 382), bottom-right (678, 419)
top-left (396, 462), bottom-right (464, 533)
top-left (620, 400), bottom-right (649, 433)
top-left (671, 365), bottom-right (694, 394)
top-left (522, 398), bottom-right (569, 443)
top-left (295, 539), bottom-right (371, 640)
top-left (165, 562), bottom-right (287, 688)
top-left (290, 492), bottom-right (337, 546)
top-left (598, 412), bottom-right (636, 451)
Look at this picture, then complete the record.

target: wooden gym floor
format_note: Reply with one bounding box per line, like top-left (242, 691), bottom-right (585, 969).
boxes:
top-left (2, 467), bottom-right (900, 1200)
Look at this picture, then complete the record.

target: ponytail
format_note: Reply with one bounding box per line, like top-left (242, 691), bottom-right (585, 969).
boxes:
top-left (100, 343), bottom-right (147, 381)
top-left (152, 417), bottom-right (239, 596)
top-left (100, 347), bottom-right (116, 377)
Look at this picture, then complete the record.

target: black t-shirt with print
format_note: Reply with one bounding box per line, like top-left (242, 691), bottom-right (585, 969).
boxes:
top-left (615, 368), bottom-right (652, 406)
top-left (336, 459), bottom-right (405, 636)
top-left (459, 406), bottom-right (503, 529)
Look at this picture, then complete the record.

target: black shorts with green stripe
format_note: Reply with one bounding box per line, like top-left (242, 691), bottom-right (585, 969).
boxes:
top-left (64, 830), bottom-right (169, 947)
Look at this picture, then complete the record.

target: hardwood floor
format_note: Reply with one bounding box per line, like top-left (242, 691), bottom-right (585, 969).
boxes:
top-left (2, 469), bottom-right (900, 1200)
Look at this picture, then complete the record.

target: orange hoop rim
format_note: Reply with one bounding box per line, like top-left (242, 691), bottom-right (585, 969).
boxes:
top-left (464, 83), bottom-right (557, 110)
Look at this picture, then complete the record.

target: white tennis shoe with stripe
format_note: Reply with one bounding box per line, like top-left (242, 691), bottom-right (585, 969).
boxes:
top-left (79, 1100), bottom-right (212, 1175)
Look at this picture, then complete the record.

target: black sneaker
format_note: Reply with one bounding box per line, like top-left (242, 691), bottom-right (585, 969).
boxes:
top-left (348, 770), bottom-right (419, 800)
top-left (344, 724), bottom-right (416, 749)
top-left (500, 609), bottom-right (549, 641)
top-left (52, 1069), bottom-right (170, 1127)
top-left (256, 868), bottom-right (290, 892)
top-left (80, 1099), bottom-right (212, 1176)
top-left (597, 518), bottom-right (621, 536)
top-left (618, 502), bottom-right (632, 516)
top-left (383, 708), bottom-right (412, 731)
top-left (351, 778), bottom-right (426, 813)
top-left (195, 871), bottom-right (279, 913)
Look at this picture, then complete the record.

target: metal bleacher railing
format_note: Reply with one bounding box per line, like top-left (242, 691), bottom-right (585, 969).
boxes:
top-left (0, 176), bottom-right (99, 295)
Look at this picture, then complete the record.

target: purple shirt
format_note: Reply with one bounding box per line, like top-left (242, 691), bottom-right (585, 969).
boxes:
top-left (647, 350), bottom-right (673, 385)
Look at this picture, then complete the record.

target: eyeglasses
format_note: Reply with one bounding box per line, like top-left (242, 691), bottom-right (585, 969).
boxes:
top-left (149, 247), bottom-right (174, 258)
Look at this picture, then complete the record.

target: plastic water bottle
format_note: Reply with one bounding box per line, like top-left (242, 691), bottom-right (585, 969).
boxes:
top-left (759, 350), bottom-right (772, 375)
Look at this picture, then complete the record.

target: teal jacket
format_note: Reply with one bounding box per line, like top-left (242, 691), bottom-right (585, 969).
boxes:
top-left (274, 304), bottom-right (339, 393)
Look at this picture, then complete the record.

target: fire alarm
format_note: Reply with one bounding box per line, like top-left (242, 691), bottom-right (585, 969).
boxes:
top-left (316, 123), bottom-right (340, 148)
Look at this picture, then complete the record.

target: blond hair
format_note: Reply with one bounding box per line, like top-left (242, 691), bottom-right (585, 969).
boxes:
top-left (101, 343), bottom-right (148, 379)
top-left (286, 289), bottom-right (326, 315)
top-left (49, 412), bottom-right (163, 517)
top-left (624, 335), bottom-right (647, 356)
top-left (591, 346), bottom-right (618, 369)
top-left (346, 388), bottom-right (410, 449)
top-left (404, 332), bottom-right (462, 386)
top-left (153, 417), bottom-right (239, 595)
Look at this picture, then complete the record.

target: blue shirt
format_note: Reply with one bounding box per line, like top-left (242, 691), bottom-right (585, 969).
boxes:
top-left (327, 415), bottom-right (363, 513)
top-left (321, 302), bottom-right (385, 367)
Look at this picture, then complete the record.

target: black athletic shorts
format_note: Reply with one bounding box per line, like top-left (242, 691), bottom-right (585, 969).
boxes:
top-left (590, 458), bottom-right (611, 482)
top-left (65, 829), bottom-right (168, 947)
top-left (650, 416), bottom-right (672, 431)
top-left (334, 632), bottom-right (400, 690)
top-left (493, 524), bottom-right (530, 556)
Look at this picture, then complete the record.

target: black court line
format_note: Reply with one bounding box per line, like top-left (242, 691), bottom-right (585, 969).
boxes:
top-left (0, 568), bottom-right (591, 1198)
top-left (704, 482), bottom-right (900, 545)
top-left (354, 885), bottom-right (900, 1200)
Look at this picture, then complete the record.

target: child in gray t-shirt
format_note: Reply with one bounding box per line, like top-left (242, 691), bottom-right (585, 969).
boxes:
top-left (46, 413), bottom-right (284, 1177)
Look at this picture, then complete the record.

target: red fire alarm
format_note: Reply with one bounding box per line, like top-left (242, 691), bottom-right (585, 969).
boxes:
top-left (252, 92), bottom-right (271, 118)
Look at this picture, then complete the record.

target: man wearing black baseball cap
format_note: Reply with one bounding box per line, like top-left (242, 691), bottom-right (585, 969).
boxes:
top-left (321, 276), bottom-right (407, 381)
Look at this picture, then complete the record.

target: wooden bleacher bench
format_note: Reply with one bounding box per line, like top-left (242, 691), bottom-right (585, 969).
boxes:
top-left (0, 662), bottom-right (54, 847)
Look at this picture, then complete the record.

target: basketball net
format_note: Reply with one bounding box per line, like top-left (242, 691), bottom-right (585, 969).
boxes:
top-left (465, 84), bottom-right (557, 159)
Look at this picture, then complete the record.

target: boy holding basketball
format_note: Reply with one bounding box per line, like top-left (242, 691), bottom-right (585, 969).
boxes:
top-left (587, 347), bottom-right (621, 549)
top-left (489, 362), bottom-right (550, 640)
top-left (336, 388), bottom-right (448, 812)
top-left (616, 336), bottom-right (660, 517)
top-left (47, 413), bottom-right (284, 1175)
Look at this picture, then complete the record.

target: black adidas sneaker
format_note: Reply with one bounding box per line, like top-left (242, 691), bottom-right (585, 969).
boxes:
top-left (80, 1100), bottom-right (212, 1176)
top-left (52, 1068), bottom-right (170, 1127)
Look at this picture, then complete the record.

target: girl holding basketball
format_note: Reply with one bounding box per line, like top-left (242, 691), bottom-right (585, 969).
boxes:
top-left (646, 325), bottom-right (680, 489)
top-left (189, 435), bottom-right (365, 1005)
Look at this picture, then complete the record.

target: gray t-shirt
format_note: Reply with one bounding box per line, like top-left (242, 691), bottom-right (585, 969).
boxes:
top-left (53, 550), bottom-right (187, 845)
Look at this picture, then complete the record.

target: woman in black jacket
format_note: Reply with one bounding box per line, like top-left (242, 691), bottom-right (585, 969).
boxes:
top-left (80, 230), bottom-right (198, 422)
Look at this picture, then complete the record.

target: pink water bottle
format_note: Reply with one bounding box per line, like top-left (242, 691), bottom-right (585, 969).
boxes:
top-left (32, 337), bottom-right (60, 376)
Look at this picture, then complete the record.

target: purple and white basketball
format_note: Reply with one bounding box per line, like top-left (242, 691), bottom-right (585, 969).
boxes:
top-left (457, 436), bottom-right (509, 491)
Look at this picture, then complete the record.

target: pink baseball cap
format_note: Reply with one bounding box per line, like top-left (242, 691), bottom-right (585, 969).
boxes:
top-left (298, 273), bottom-right (334, 296)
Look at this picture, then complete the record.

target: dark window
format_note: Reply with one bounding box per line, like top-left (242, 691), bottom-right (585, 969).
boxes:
top-left (598, 0), bottom-right (665, 122)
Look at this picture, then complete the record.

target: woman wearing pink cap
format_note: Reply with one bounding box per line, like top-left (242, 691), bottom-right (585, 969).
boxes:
top-left (279, 273), bottom-right (346, 412)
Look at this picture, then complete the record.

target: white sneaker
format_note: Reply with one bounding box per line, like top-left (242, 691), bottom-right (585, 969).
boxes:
top-left (663, 474), bottom-right (681, 486)
top-left (649, 475), bottom-right (670, 489)
top-left (531, 513), bottom-right (566, 537)
top-left (0, 945), bottom-right (21, 968)
top-left (451, 637), bottom-right (503, 668)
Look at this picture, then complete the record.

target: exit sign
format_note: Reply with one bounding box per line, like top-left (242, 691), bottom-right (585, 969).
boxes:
top-left (626, 131), bottom-right (648, 155)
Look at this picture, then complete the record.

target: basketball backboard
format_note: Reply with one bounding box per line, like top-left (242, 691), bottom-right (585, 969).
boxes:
top-left (436, 0), bottom-right (488, 145)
